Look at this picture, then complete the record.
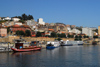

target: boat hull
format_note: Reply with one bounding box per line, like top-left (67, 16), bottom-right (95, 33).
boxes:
top-left (61, 44), bottom-right (73, 46)
top-left (11, 47), bottom-right (41, 52)
top-left (78, 44), bottom-right (83, 45)
top-left (46, 46), bottom-right (55, 49)
top-left (46, 41), bottom-right (60, 49)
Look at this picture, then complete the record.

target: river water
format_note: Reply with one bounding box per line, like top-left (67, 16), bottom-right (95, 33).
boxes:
top-left (0, 45), bottom-right (100, 67)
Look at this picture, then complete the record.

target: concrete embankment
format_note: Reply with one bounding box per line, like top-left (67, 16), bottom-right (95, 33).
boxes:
top-left (0, 36), bottom-right (75, 43)
top-left (0, 36), bottom-right (100, 45)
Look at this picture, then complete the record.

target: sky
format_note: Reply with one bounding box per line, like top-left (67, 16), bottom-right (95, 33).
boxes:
top-left (0, 0), bottom-right (100, 28)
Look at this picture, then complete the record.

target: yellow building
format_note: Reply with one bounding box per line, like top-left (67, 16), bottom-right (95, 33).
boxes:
top-left (0, 27), bottom-right (7, 37)
top-left (98, 26), bottom-right (100, 36)
top-left (56, 26), bottom-right (68, 34)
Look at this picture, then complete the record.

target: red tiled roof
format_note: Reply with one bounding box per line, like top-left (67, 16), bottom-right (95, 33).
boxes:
top-left (0, 26), bottom-right (6, 28)
top-left (78, 34), bottom-right (86, 35)
top-left (22, 25), bottom-right (29, 28)
top-left (32, 35), bottom-right (36, 37)
top-left (45, 33), bottom-right (49, 34)
top-left (61, 32), bottom-right (65, 33)
top-left (11, 24), bottom-right (30, 28)
top-left (13, 24), bottom-right (20, 28)
top-left (48, 29), bottom-right (54, 31)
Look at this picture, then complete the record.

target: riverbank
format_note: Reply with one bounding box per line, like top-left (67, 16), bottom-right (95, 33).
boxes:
top-left (0, 36), bottom-right (89, 43)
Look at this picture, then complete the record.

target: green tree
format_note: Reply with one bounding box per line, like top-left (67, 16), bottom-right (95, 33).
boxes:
top-left (86, 36), bottom-right (89, 38)
top-left (27, 15), bottom-right (34, 20)
top-left (57, 34), bottom-right (61, 37)
top-left (0, 20), bottom-right (7, 24)
top-left (36, 32), bottom-right (42, 37)
top-left (22, 13), bottom-right (28, 20)
top-left (75, 38), bottom-right (78, 41)
top-left (93, 36), bottom-right (98, 38)
top-left (60, 33), bottom-right (66, 38)
top-left (76, 26), bottom-right (82, 31)
top-left (51, 32), bottom-right (57, 37)
top-left (20, 31), bottom-right (25, 36)
top-left (69, 35), bottom-right (74, 38)
top-left (16, 31), bottom-right (25, 36)
top-left (17, 16), bottom-right (22, 20)
top-left (93, 29), bottom-right (98, 33)
top-left (74, 35), bottom-right (82, 41)
top-left (25, 30), bottom-right (31, 36)
top-left (19, 20), bottom-right (25, 23)
top-left (79, 35), bottom-right (82, 38)
top-left (83, 35), bottom-right (87, 38)
top-left (7, 27), bottom-right (11, 33)
top-left (16, 30), bottom-right (20, 35)
top-left (55, 38), bottom-right (62, 41)
top-left (75, 35), bottom-right (79, 38)
top-left (67, 34), bottom-right (71, 38)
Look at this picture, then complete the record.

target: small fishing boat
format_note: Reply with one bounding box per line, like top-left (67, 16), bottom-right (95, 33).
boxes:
top-left (11, 38), bottom-right (41, 52)
top-left (46, 41), bottom-right (60, 49)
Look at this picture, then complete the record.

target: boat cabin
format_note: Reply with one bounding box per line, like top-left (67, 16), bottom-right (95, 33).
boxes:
top-left (30, 41), bottom-right (39, 46)
top-left (13, 39), bottom-right (25, 49)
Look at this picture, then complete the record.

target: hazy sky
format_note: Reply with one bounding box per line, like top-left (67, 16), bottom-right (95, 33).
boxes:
top-left (0, 0), bottom-right (100, 28)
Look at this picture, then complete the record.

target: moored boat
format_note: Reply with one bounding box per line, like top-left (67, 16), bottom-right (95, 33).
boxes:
top-left (11, 38), bottom-right (41, 52)
top-left (77, 41), bottom-right (83, 45)
top-left (60, 40), bottom-right (83, 46)
top-left (60, 40), bottom-right (73, 46)
top-left (46, 41), bottom-right (60, 49)
top-left (92, 41), bottom-right (97, 45)
top-left (11, 46), bottom-right (41, 52)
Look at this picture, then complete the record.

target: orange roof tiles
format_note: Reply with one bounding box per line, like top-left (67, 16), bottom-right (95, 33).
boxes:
top-left (32, 35), bottom-right (36, 37)
top-left (61, 32), bottom-right (65, 33)
top-left (48, 29), bottom-right (54, 31)
top-left (22, 25), bottom-right (29, 28)
top-left (13, 24), bottom-right (20, 28)
top-left (45, 33), bottom-right (49, 34)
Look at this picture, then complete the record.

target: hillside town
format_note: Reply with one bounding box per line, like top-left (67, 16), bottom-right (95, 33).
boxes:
top-left (1, 0), bottom-right (100, 67)
top-left (0, 14), bottom-right (100, 38)
top-left (0, 14), bottom-right (99, 39)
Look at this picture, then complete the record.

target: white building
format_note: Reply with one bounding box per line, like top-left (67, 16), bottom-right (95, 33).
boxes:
top-left (14, 22), bottom-right (22, 25)
top-left (12, 18), bottom-right (20, 21)
top-left (26, 20), bottom-right (36, 26)
top-left (67, 27), bottom-right (72, 32)
top-left (37, 18), bottom-right (45, 25)
top-left (50, 23), bottom-right (55, 26)
top-left (3, 17), bottom-right (11, 20)
top-left (71, 28), bottom-right (81, 34)
top-left (82, 27), bottom-right (96, 37)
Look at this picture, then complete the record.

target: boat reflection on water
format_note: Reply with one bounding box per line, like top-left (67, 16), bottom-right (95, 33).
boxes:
top-left (12, 51), bottom-right (40, 56)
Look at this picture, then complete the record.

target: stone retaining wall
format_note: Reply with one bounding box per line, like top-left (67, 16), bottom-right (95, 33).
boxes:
top-left (0, 36), bottom-right (99, 43)
top-left (0, 36), bottom-right (75, 43)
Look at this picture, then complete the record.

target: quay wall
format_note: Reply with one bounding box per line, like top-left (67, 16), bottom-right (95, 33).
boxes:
top-left (0, 36), bottom-right (99, 43)
top-left (0, 36), bottom-right (75, 43)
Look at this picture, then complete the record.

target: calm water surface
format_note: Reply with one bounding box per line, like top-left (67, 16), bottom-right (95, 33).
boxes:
top-left (0, 45), bottom-right (100, 67)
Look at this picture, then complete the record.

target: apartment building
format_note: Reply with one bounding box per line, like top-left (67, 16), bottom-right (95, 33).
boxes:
top-left (98, 26), bottom-right (100, 36)
top-left (0, 26), bottom-right (7, 37)
top-left (82, 27), bottom-right (96, 37)
top-left (12, 18), bottom-right (20, 21)
top-left (37, 18), bottom-right (45, 25)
